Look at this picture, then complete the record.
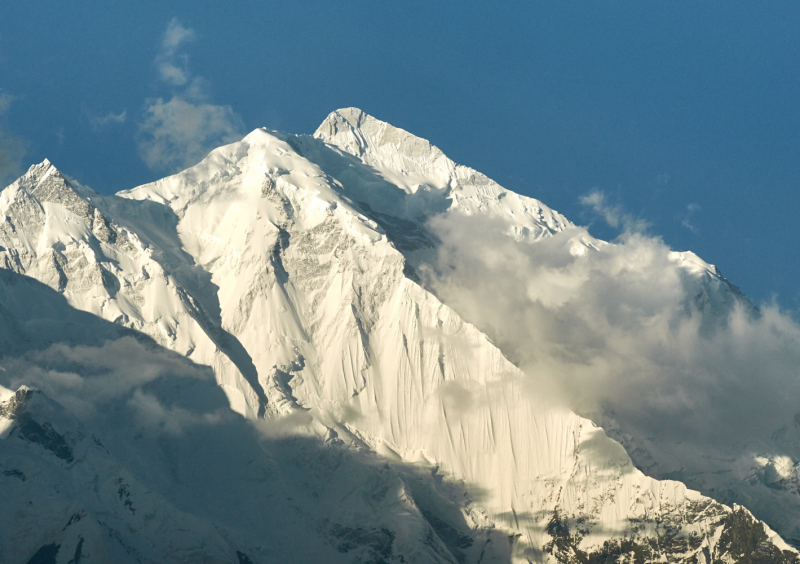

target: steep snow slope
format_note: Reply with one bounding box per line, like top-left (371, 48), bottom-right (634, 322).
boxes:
top-left (0, 159), bottom-right (269, 418)
top-left (0, 270), bottom-right (492, 563)
top-left (0, 108), bottom-right (797, 563)
top-left (314, 108), bottom-right (800, 548)
top-left (311, 107), bottom-right (571, 252)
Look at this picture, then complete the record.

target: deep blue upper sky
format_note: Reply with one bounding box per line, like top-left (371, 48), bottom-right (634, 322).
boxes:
top-left (1, 2), bottom-right (798, 308)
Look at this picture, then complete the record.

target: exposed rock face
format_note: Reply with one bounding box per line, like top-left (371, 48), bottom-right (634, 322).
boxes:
top-left (0, 109), bottom-right (797, 563)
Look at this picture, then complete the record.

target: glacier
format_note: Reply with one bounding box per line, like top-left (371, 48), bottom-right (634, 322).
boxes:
top-left (0, 107), bottom-right (798, 563)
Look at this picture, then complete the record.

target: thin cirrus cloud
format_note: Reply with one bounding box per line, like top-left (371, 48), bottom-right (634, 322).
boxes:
top-left (137, 18), bottom-right (245, 173)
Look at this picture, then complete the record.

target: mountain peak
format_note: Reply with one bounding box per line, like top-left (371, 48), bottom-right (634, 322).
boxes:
top-left (23, 158), bottom-right (57, 182)
top-left (314, 108), bottom-right (570, 237)
top-left (315, 108), bottom-right (444, 166)
top-left (318, 107), bottom-right (368, 130)
top-left (3, 159), bottom-right (98, 222)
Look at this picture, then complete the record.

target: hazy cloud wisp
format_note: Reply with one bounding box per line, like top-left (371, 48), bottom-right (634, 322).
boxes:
top-left (139, 97), bottom-right (244, 172)
top-left (138, 19), bottom-right (245, 173)
top-left (89, 109), bottom-right (127, 130)
top-left (156, 18), bottom-right (196, 86)
top-left (0, 91), bottom-right (25, 188)
top-left (678, 202), bottom-right (702, 233)
top-left (580, 189), bottom-right (650, 233)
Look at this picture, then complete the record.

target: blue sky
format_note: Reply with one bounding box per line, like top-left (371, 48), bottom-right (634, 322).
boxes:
top-left (1, 1), bottom-right (798, 308)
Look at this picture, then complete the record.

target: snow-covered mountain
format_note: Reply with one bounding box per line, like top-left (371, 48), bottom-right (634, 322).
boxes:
top-left (1, 108), bottom-right (798, 563)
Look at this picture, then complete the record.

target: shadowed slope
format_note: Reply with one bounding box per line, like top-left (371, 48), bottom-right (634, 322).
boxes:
top-left (0, 270), bottom-right (498, 564)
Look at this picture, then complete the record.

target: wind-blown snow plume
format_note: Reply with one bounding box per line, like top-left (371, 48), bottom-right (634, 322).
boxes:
top-left (422, 212), bottom-right (800, 447)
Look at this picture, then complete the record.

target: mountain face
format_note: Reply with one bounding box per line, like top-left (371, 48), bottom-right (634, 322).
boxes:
top-left (0, 108), bottom-right (797, 563)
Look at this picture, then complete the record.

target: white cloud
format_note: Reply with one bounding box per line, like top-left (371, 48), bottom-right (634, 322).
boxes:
top-left (0, 91), bottom-right (12, 115)
top-left (0, 336), bottom-right (221, 434)
top-left (162, 18), bottom-right (196, 51)
top-left (90, 109), bottom-right (127, 130)
top-left (253, 409), bottom-right (314, 440)
top-left (137, 19), bottom-right (245, 173)
top-left (157, 18), bottom-right (196, 86)
top-left (580, 189), bottom-right (650, 233)
top-left (158, 62), bottom-right (191, 87)
top-left (678, 202), bottom-right (701, 233)
top-left (128, 389), bottom-right (223, 436)
top-left (0, 90), bottom-right (25, 188)
top-left (138, 96), bottom-right (244, 172)
top-left (421, 212), bottom-right (800, 448)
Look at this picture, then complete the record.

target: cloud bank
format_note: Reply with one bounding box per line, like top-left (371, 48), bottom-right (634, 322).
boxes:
top-left (0, 336), bottom-right (227, 435)
top-left (421, 212), bottom-right (800, 447)
top-left (138, 19), bottom-right (244, 173)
